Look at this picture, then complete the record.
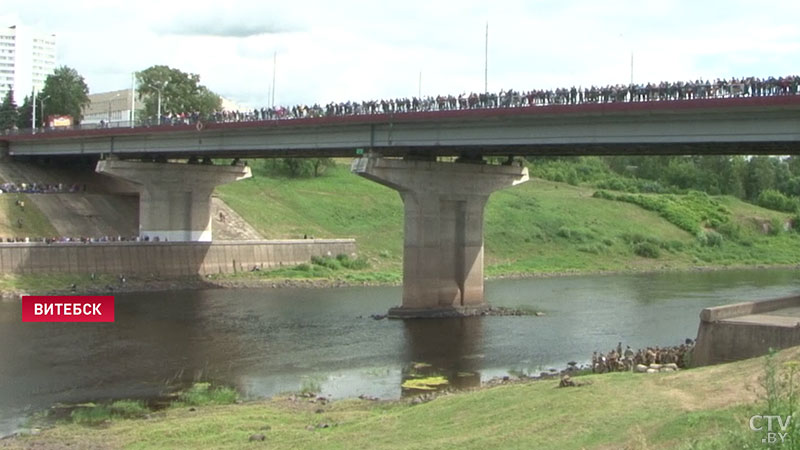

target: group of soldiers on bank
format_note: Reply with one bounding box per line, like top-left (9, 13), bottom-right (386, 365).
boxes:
top-left (591, 340), bottom-right (694, 373)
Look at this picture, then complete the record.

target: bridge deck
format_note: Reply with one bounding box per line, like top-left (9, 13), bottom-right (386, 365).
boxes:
top-left (3, 95), bottom-right (800, 158)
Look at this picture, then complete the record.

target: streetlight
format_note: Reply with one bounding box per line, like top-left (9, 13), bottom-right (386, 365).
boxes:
top-left (155, 81), bottom-right (168, 124)
top-left (39, 94), bottom-right (49, 129)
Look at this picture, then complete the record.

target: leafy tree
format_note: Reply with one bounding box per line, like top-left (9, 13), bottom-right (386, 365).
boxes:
top-left (746, 156), bottom-right (777, 200)
top-left (136, 65), bottom-right (221, 119)
top-left (262, 158), bottom-right (336, 178)
top-left (16, 95), bottom-right (32, 129)
top-left (0, 90), bottom-right (18, 131)
top-left (39, 66), bottom-right (90, 124)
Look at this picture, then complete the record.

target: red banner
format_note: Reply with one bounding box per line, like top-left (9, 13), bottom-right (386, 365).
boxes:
top-left (22, 296), bottom-right (115, 322)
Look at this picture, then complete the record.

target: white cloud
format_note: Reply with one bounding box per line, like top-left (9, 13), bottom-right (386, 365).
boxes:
top-left (3, 0), bottom-right (800, 109)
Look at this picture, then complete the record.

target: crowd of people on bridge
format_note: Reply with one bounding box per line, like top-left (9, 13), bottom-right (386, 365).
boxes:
top-left (148, 74), bottom-right (800, 127)
top-left (591, 340), bottom-right (694, 373)
top-left (15, 74), bottom-right (800, 133)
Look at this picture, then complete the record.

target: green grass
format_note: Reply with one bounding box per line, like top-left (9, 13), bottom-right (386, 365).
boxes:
top-left (174, 382), bottom-right (238, 407)
top-left (214, 162), bottom-right (800, 280)
top-left (12, 345), bottom-right (800, 449)
top-left (0, 194), bottom-right (58, 238)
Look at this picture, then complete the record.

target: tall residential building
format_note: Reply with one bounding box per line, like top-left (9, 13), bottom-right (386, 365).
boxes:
top-left (0, 25), bottom-right (57, 104)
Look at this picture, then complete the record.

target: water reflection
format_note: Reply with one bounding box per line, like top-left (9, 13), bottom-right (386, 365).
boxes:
top-left (401, 318), bottom-right (483, 394)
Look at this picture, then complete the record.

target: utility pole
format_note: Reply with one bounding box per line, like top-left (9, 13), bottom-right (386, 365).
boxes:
top-left (31, 88), bottom-right (36, 132)
top-left (271, 51), bottom-right (277, 108)
top-left (130, 72), bottom-right (136, 127)
top-left (484, 21), bottom-right (488, 93)
top-left (630, 52), bottom-right (634, 85)
top-left (418, 71), bottom-right (422, 98)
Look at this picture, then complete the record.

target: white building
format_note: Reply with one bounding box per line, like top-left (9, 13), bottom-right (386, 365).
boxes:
top-left (0, 25), bottom-right (57, 104)
top-left (82, 89), bottom-right (143, 125)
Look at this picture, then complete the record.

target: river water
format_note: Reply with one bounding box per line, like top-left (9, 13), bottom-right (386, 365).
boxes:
top-left (1, 269), bottom-right (799, 434)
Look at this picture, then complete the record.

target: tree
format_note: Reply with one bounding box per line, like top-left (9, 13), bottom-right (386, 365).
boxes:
top-left (39, 66), bottom-right (90, 124)
top-left (262, 158), bottom-right (336, 178)
top-left (16, 95), bottom-right (32, 129)
top-left (0, 90), bottom-right (18, 131)
top-left (136, 65), bottom-right (221, 120)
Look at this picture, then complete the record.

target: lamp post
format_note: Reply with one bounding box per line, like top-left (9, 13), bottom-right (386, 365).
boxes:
top-left (154, 81), bottom-right (168, 124)
top-left (39, 94), bottom-right (49, 128)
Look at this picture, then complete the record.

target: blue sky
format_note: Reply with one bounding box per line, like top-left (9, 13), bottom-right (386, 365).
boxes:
top-left (3, 0), bottom-right (800, 108)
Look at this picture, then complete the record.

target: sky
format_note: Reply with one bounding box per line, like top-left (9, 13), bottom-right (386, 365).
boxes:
top-left (3, 0), bottom-right (800, 109)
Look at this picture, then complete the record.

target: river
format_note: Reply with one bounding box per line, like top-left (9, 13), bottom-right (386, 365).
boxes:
top-left (1, 269), bottom-right (799, 435)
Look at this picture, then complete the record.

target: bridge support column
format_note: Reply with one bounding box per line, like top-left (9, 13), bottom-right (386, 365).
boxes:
top-left (352, 156), bottom-right (528, 318)
top-left (96, 160), bottom-right (251, 241)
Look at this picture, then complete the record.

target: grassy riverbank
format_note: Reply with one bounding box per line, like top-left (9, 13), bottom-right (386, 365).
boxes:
top-left (215, 161), bottom-right (800, 276)
top-left (5, 347), bottom-right (799, 449)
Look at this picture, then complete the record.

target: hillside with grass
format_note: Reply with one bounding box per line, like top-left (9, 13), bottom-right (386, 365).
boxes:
top-left (215, 159), bottom-right (800, 280)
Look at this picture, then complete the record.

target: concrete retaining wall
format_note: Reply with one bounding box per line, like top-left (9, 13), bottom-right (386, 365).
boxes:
top-left (693, 295), bottom-right (800, 366)
top-left (0, 239), bottom-right (356, 276)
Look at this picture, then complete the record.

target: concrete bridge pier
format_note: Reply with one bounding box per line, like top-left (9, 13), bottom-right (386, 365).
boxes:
top-left (96, 159), bottom-right (251, 241)
top-left (352, 156), bottom-right (529, 318)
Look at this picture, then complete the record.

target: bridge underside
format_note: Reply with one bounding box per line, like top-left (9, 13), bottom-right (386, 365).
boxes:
top-left (9, 141), bottom-right (800, 161)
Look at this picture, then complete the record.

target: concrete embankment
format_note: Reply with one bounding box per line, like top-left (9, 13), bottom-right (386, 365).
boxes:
top-left (694, 294), bottom-right (800, 366)
top-left (0, 239), bottom-right (356, 276)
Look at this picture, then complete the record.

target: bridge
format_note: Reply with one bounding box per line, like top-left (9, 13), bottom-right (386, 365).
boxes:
top-left (2, 95), bottom-right (799, 317)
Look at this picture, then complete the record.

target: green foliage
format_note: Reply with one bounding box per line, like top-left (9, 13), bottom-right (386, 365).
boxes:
top-left (556, 226), bottom-right (594, 242)
top-left (70, 405), bottom-right (112, 425)
top-left (136, 65), bottom-right (222, 119)
top-left (696, 230), bottom-right (724, 247)
top-left (16, 95), bottom-right (32, 129)
top-left (311, 254), bottom-right (369, 270)
top-left (262, 158), bottom-right (335, 178)
top-left (299, 377), bottom-right (322, 395)
top-left (39, 66), bottom-right (90, 124)
top-left (0, 90), bottom-right (19, 131)
top-left (110, 400), bottom-right (149, 419)
top-left (769, 217), bottom-right (786, 236)
top-left (594, 190), bottom-right (730, 234)
top-left (633, 241), bottom-right (661, 258)
top-left (758, 189), bottom-right (800, 213)
top-left (176, 382), bottom-right (238, 406)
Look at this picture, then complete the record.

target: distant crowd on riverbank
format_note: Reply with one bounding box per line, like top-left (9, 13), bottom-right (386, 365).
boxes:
top-left (0, 182), bottom-right (84, 194)
top-left (0, 235), bottom-right (167, 244)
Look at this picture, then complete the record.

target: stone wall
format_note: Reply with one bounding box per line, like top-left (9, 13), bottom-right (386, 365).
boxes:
top-left (693, 295), bottom-right (800, 366)
top-left (0, 239), bottom-right (356, 276)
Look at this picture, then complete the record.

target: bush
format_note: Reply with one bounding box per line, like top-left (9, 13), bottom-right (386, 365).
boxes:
top-left (768, 217), bottom-right (785, 236)
top-left (758, 189), bottom-right (800, 213)
top-left (177, 382), bottom-right (238, 406)
top-left (633, 242), bottom-right (660, 258)
top-left (556, 226), bottom-right (594, 243)
top-left (716, 221), bottom-right (742, 241)
top-left (110, 400), bottom-right (149, 419)
top-left (696, 230), bottom-right (723, 247)
top-left (311, 255), bottom-right (342, 270)
top-left (70, 405), bottom-right (112, 425)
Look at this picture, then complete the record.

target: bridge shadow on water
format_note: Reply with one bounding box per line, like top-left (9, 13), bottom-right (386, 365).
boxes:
top-left (400, 317), bottom-right (483, 395)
